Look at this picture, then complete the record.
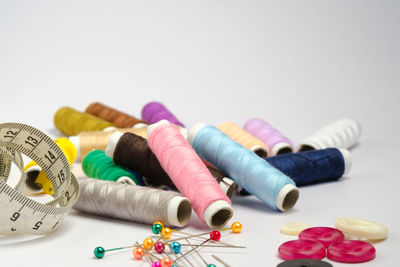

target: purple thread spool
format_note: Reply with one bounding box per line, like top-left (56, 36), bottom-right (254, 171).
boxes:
top-left (141, 102), bottom-right (185, 127)
top-left (244, 118), bottom-right (294, 156)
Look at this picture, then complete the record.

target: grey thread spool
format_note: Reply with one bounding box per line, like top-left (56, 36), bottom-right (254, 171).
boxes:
top-left (73, 176), bottom-right (192, 227)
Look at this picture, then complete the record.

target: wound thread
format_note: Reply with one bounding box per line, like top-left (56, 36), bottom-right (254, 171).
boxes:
top-left (85, 102), bottom-right (147, 128)
top-left (141, 101), bottom-right (185, 127)
top-left (82, 150), bottom-right (142, 185)
top-left (70, 127), bottom-right (148, 160)
top-left (218, 121), bottom-right (270, 157)
top-left (189, 123), bottom-right (299, 212)
top-left (265, 148), bottom-right (349, 186)
top-left (24, 137), bottom-right (77, 195)
top-left (243, 118), bottom-right (294, 156)
top-left (106, 132), bottom-right (235, 196)
top-left (147, 121), bottom-right (232, 228)
top-left (299, 118), bottom-right (362, 152)
top-left (73, 176), bottom-right (192, 227)
top-left (54, 107), bottom-right (115, 136)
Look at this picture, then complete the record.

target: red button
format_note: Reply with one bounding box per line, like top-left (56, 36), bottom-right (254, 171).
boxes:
top-left (299, 227), bottom-right (344, 248)
top-left (327, 240), bottom-right (376, 263)
top-left (278, 239), bottom-right (326, 260)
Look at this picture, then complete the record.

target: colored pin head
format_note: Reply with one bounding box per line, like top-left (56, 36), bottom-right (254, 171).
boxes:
top-left (161, 257), bottom-right (173, 267)
top-left (210, 230), bottom-right (221, 241)
top-left (231, 222), bottom-right (242, 233)
top-left (161, 227), bottom-right (172, 239)
top-left (154, 242), bottom-right (165, 254)
top-left (153, 223), bottom-right (163, 234)
top-left (133, 247), bottom-right (145, 260)
top-left (153, 221), bottom-right (164, 227)
top-left (94, 246), bottom-right (105, 259)
top-left (143, 238), bottom-right (154, 250)
top-left (152, 262), bottom-right (161, 267)
top-left (170, 242), bottom-right (181, 254)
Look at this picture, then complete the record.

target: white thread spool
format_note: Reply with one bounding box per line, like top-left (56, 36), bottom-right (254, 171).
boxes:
top-left (299, 119), bottom-right (362, 151)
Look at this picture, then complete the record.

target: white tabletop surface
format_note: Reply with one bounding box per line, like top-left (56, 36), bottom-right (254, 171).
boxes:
top-left (0, 1), bottom-right (399, 266)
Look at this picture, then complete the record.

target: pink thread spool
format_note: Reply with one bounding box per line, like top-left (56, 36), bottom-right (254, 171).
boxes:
top-left (243, 118), bottom-right (294, 156)
top-left (147, 120), bottom-right (233, 229)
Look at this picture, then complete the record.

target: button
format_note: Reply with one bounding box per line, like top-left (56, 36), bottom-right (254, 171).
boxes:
top-left (278, 239), bottom-right (326, 260)
top-left (277, 259), bottom-right (333, 267)
top-left (281, 222), bottom-right (311, 235)
top-left (327, 240), bottom-right (376, 263)
top-left (299, 227), bottom-right (344, 248)
top-left (335, 217), bottom-right (388, 240)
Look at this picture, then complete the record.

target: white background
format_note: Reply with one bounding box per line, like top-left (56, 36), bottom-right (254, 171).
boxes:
top-left (0, 0), bottom-right (399, 266)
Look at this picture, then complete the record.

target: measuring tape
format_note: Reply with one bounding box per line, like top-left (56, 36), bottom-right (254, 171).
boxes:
top-left (0, 123), bottom-right (79, 235)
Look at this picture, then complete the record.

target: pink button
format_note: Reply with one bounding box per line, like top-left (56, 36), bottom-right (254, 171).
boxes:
top-left (327, 240), bottom-right (376, 263)
top-left (299, 227), bottom-right (344, 248)
top-left (278, 239), bottom-right (326, 260)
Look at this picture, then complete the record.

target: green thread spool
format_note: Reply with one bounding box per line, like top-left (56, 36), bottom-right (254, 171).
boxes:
top-left (82, 150), bottom-right (141, 185)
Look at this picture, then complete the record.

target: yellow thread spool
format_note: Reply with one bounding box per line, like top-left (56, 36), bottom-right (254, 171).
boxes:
top-left (24, 138), bottom-right (77, 195)
top-left (54, 107), bottom-right (115, 136)
top-left (218, 121), bottom-right (270, 157)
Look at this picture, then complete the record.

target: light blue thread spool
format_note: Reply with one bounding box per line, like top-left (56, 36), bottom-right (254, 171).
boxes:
top-left (189, 123), bottom-right (300, 211)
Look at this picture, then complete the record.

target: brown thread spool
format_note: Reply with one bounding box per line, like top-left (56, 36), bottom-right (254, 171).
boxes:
top-left (85, 102), bottom-right (147, 128)
top-left (105, 132), bottom-right (236, 197)
top-left (54, 106), bottom-right (115, 136)
top-left (69, 128), bottom-right (148, 160)
top-left (218, 121), bottom-right (270, 157)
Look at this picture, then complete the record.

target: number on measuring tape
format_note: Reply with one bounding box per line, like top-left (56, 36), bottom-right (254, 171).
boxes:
top-left (0, 123), bottom-right (79, 235)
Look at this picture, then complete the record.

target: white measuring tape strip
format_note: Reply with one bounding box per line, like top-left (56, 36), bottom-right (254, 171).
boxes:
top-left (0, 123), bottom-right (79, 235)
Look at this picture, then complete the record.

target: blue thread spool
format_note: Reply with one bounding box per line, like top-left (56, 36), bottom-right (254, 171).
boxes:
top-left (237, 148), bottom-right (351, 195)
top-left (189, 123), bottom-right (299, 211)
top-left (267, 148), bottom-right (351, 186)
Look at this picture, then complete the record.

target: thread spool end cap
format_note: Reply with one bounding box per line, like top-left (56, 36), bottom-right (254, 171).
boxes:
top-left (105, 131), bottom-right (124, 158)
top-left (167, 196), bottom-right (192, 227)
top-left (116, 176), bottom-right (136, 185)
top-left (203, 200), bottom-right (233, 229)
top-left (276, 184), bottom-right (299, 212)
top-left (133, 122), bottom-right (148, 129)
top-left (271, 142), bottom-right (293, 156)
top-left (188, 123), bottom-right (208, 145)
top-left (339, 149), bottom-right (352, 175)
top-left (147, 120), bottom-right (170, 136)
top-left (250, 145), bottom-right (270, 158)
top-left (69, 136), bottom-right (81, 161)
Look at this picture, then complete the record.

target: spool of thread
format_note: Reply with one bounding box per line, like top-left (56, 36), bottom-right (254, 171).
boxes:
top-left (243, 118), bottom-right (294, 156)
top-left (218, 121), bottom-right (270, 157)
top-left (54, 107), bottom-right (115, 136)
top-left (189, 123), bottom-right (300, 212)
top-left (147, 120), bottom-right (232, 228)
top-left (298, 119), bottom-right (362, 152)
top-left (69, 127), bottom-right (148, 161)
top-left (266, 148), bottom-right (351, 186)
top-left (105, 132), bottom-right (236, 197)
top-left (24, 137), bottom-right (77, 195)
top-left (82, 150), bottom-right (142, 185)
top-left (85, 102), bottom-right (147, 128)
top-left (141, 101), bottom-right (185, 127)
top-left (73, 176), bottom-right (192, 227)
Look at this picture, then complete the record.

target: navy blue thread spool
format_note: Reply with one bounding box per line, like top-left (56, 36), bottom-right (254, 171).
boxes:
top-left (266, 148), bottom-right (351, 186)
top-left (237, 148), bottom-right (351, 195)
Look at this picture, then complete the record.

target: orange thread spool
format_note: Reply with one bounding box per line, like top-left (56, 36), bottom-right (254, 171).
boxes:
top-left (218, 121), bottom-right (270, 157)
top-left (85, 102), bottom-right (147, 128)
